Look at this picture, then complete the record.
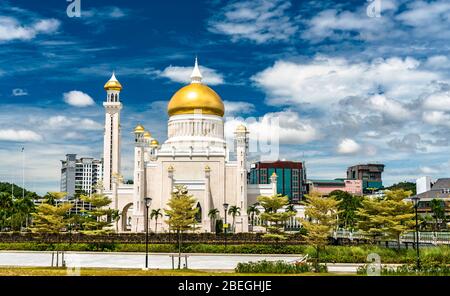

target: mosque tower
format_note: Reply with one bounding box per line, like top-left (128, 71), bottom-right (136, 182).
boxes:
top-left (102, 72), bottom-right (122, 191)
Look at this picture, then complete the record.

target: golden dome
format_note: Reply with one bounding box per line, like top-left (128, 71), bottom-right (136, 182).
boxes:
top-left (167, 58), bottom-right (224, 117)
top-left (143, 131), bottom-right (152, 139)
top-left (150, 139), bottom-right (159, 146)
top-left (104, 72), bottom-right (122, 91)
top-left (134, 124), bottom-right (145, 133)
top-left (167, 83), bottom-right (224, 117)
top-left (236, 124), bottom-right (248, 133)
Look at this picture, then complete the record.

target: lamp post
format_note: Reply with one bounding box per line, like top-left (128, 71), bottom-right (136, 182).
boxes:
top-left (143, 197), bottom-right (152, 270)
top-left (411, 196), bottom-right (421, 271)
top-left (223, 203), bottom-right (229, 248)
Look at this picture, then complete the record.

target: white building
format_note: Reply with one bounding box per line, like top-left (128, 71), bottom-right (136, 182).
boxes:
top-left (102, 59), bottom-right (279, 233)
top-left (60, 154), bottom-right (103, 198)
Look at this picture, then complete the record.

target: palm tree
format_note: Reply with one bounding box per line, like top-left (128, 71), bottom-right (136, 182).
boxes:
top-left (208, 208), bottom-right (219, 231)
top-left (247, 204), bottom-right (260, 231)
top-left (111, 210), bottom-right (120, 233)
top-left (286, 204), bottom-right (297, 213)
top-left (150, 208), bottom-right (163, 233)
top-left (430, 199), bottom-right (445, 231)
top-left (228, 206), bottom-right (241, 232)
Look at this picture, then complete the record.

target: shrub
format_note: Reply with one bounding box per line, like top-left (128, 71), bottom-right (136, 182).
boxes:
top-left (235, 260), bottom-right (320, 274)
top-left (357, 262), bottom-right (450, 276)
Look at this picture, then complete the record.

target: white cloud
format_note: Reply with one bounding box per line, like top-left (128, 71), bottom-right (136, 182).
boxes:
top-left (209, 0), bottom-right (297, 43)
top-left (337, 138), bottom-right (360, 154)
top-left (225, 110), bottom-right (319, 145)
top-left (159, 65), bottom-right (224, 85)
top-left (63, 90), bottom-right (95, 107)
top-left (420, 166), bottom-right (440, 175)
top-left (82, 7), bottom-right (128, 20)
top-left (425, 55), bottom-right (450, 70)
top-left (0, 129), bottom-right (42, 142)
top-left (0, 16), bottom-right (59, 41)
top-left (12, 88), bottom-right (28, 96)
top-left (396, 0), bottom-right (450, 38)
top-left (45, 115), bottom-right (103, 131)
top-left (252, 56), bottom-right (439, 107)
top-left (422, 111), bottom-right (450, 127)
top-left (423, 91), bottom-right (450, 111)
top-left (302, 8), bottom-right (392, 42)
top-left (368, 94), bottom-right (412, 120)
top-left (224, 101), bottom-right (255, 116)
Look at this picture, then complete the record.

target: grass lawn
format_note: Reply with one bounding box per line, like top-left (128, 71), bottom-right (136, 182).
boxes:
top-left (0, 267), bottom-right (354, 276)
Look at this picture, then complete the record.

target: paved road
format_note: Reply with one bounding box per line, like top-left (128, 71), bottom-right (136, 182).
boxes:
top-left (0, 251), bottom-right (306, 270)
top-left (0, 251), bottom-right (368, 272)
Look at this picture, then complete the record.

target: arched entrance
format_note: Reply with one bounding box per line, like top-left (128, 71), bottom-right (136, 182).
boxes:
top-left (121, 203), bottom-right (133, 232)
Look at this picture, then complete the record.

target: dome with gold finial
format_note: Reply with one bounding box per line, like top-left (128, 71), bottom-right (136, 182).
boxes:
top-left (143, 131), bottom-right (152, 139)
top-left (235, 124), bottom-right (248, 133)
top-left (104, 72), bottom-right (122, 91)
top-left (150, 139), bottom-right (159, 147)
top-left (134, 123), bottom-right (145, 133)
top-left (167, 58), bottom-right (224, 117)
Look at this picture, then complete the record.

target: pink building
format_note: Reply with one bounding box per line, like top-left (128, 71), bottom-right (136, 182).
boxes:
top-left (309, 179), bottom-right (363, 196)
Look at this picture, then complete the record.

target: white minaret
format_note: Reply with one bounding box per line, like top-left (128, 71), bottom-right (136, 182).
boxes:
top-left (235, 124), bottom-right (249, 232)
top-left (103, 72), bottom-right (123, 191)
top-left (132, 124), bottom-right (146, 232)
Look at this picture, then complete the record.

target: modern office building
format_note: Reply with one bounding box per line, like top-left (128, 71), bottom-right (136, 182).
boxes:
top-left (248, 160), bottom-right (307, 203)
top-left (60, 154), bottom-right (103, 199)
top-left (347, 163), bottom-right (385, 192)
top-left (308, 179), bottom-right (363, 196)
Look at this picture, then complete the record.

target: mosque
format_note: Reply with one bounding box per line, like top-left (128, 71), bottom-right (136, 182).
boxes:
top-left (101, 59), bottom-right (277, 233)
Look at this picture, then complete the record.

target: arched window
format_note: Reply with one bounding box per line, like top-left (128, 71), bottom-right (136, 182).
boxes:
top-left (115, 93), bottom-right (118, 101)
top-left (195, 203), bottom-right (202, 223)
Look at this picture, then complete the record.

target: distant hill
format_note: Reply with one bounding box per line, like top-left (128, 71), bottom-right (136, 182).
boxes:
top-left (0, 182), bottom-right (41, 199)
top-left (385, 181), bottom-right (416, 195)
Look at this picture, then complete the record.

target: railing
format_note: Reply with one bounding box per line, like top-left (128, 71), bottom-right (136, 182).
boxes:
top-left (333, 228), bottom-right (450, 245)
top-left (249, 216), bottom-right (302, 231)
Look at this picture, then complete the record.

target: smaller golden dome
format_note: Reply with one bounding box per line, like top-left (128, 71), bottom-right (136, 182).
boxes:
top-left (134, 124), bottom-right (145, 133)
top-left (236, 124), bottom-right (248, 133)
top-left (143, 131), bottom-right (152, 139)
top-left (150, 139), bottom-right (159, 146)
top-left (104, 72), bottom-right (122, 91)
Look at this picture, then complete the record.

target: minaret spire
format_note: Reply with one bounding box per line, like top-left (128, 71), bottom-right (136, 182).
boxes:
top-left (190, 56), bottom-right (202, 84)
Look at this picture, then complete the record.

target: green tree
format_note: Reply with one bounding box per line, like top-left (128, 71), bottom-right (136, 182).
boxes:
top-left (300, 191), bottom-right (340, 270)
top-left (329, 190), bottom-right (362, 229)
top-left (386, 181), bottom-right (416, 195)
top-left (10, 196), bottom-right (35, 230)
top-left (208, 208), bottom-right (219, 232)
top-left (79, 193), bottom-right (115, 234)
top-left (357, 189), bottom-right (415, 249)
top-left (165, 185), bottom-right (198, 269)
top-left (430, 199), bottom-right (446, 231)
top-left (228, 205), bottom-right (241, 232)
top-left (247, 203), bottom-right (260, 231)
top-left (257, 194), bottom-right (295, 241)
top-left (30, 192), bottom-right (73, 234)
top-left (150, 208), bottom-right (163, 233)
top-left (0, 192), bottom-right (13, 231)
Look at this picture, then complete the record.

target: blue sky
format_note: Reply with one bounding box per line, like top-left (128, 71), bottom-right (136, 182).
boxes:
top-left (1, 0), bottom-right (450, 195)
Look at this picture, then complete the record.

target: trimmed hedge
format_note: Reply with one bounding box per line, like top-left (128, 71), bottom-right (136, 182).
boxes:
top-left (235, 260), bottom-right (326, 274)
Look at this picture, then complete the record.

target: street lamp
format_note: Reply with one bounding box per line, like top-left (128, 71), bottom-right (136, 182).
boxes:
top-left (143, 197), bottom-right (152, 270)
top-left (223, 203), bottom-right (229, 248)
top-left (411, 195), bottom-right (421, 271)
